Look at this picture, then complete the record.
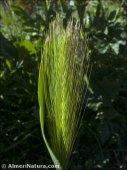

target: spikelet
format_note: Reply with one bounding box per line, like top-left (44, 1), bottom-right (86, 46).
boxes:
top-left (38, 18), bottom-right (91, 170)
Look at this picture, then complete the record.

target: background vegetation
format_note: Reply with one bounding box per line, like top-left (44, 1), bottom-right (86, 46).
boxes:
top-left (0, 0), bottom-right (127, 169)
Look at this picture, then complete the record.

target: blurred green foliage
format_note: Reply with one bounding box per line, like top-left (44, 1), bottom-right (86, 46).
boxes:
top-left (0, 0), bottom-right (127, 169)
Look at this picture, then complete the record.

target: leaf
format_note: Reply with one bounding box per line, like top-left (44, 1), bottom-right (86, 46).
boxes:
top-left (110, 42), bottom-right (119, 54)
top-left (20, 40), bottom-right (36, 55)
top-left (6, 59), bottom-right (12, 70)
top-left (12, 5), bottom-right (33, 24)
top-left (108, 11), bottom-right (116, 20)
top-left (95, 42), bottom-right (109, 54)
top-left (84, 75), bottom-right (93, 94)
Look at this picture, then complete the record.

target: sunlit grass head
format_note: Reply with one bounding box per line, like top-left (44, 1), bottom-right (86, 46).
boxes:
top-left (38, 17), bottom-right (91, 170)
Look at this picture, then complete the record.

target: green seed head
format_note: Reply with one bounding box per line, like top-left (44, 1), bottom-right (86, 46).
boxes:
top-left (38, 17), bottom-right (91, 170)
